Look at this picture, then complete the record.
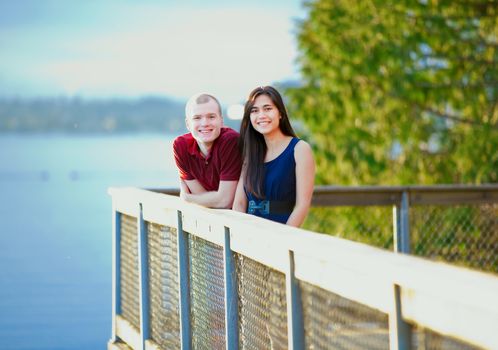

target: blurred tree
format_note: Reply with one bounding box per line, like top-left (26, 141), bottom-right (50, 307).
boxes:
top-left (287, 0), bottom-right (498, 185)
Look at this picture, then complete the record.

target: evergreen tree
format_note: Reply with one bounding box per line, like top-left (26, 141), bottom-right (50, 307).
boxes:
top-left (288, 0), bottom-right (498, 185)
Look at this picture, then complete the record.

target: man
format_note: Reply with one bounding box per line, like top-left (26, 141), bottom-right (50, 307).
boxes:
top-left (173, 93), bottom-right (241, 208)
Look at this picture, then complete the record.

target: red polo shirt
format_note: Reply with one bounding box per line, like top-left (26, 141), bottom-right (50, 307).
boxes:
top-left (173, 127), bottom-right (242, 191)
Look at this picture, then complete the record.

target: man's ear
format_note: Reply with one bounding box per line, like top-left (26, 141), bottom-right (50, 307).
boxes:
top-left (185, 118), bottom-right (190, 131)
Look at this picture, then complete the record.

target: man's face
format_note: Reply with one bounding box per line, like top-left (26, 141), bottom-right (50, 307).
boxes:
top-left (186, 99), bottom-right (223, 148)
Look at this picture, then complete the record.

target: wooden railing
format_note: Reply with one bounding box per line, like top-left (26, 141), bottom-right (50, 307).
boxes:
top-left (108, 186), bottom-right (498, 350)
top-left (154, 184), bottom-right (498, 207)
top-left (155, 184), bottom-right (498, 258)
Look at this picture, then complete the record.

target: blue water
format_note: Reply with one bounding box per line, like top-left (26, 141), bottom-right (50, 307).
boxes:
top-left (0, 134), bottom-right (178, 349)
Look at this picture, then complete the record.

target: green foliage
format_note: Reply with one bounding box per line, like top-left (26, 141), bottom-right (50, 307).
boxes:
top-left (303, 206), bottom-right (394, 249)
top-left (409, 204), bottom-right (498, 272)
top-left (287, 0), bottom-right (498, 185)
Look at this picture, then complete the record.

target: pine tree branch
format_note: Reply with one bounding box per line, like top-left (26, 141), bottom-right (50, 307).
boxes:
top-left (417, 54), bottom-right (497, 66)
top-left (414, 81), bottom-right (498, 89)
top-left (414, 103), bottom-right (498, 129)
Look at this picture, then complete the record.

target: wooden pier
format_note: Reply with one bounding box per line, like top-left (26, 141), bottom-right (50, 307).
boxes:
top-left (108, 185), bottom-right (498, 350)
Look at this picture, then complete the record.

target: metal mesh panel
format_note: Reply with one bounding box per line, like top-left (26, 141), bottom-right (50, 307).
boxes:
top-left (299, 280), bottom-right (389, 350)
top-left (188, 234), bottom-right (226, 350)
top-left (235, 253), bottom-right (288, 350)
top-left (412, 326), bottom-right (484, 350)
top-left (303, 206), bottom-right (394, 250)
top-left (120, 213), bottom-right (141, 331)
top-left (304, 203), bottom-right (498, 274)
top-left (410, 203), bottom-right (498, 273)
top-left (148, 222), bottom-right (180, 350)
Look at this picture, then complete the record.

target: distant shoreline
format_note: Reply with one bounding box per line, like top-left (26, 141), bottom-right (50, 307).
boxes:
top-left (0, 96), bottom-right (241, 134)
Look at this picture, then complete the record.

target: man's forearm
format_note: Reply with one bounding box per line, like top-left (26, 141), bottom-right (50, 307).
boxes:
top-left (183, 191), bottom-right (233, 209)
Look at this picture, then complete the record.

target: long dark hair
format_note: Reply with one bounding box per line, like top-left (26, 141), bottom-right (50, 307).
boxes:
top-left (239, 86), bottom-right (297, 198)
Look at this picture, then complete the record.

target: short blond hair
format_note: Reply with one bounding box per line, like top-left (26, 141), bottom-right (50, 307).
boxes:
top-left (185, 93), bottom-right (222, 118)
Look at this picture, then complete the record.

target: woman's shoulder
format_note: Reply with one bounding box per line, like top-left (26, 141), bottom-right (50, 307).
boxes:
top-left (294, 138), bottom-right (311, 149)
top-left (293, 139), bottom-right (313, 157)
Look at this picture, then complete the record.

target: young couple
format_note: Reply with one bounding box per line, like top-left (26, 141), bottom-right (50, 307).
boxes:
top-left (173, 86), bottom-right (315, 227)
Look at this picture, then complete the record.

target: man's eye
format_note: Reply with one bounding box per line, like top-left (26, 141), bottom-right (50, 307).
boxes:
top-left (264, 107), bottom-right (272, 112)
top-left (250, 109), bottom-right (257, 113)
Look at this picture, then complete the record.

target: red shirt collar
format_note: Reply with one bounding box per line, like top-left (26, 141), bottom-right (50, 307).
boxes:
top-left (187, 136), bottom-right (200, 156)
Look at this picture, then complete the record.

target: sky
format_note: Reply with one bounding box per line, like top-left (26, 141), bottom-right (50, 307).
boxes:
top-left (0, 0), bottom-right (306, 106)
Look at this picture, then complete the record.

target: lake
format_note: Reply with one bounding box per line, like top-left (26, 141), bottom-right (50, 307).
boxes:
top-left (0, 134), bottom-right (178, 349)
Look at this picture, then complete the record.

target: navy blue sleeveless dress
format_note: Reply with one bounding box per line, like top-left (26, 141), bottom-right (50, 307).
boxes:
top-left (246, 138), bottom-right (300, 224)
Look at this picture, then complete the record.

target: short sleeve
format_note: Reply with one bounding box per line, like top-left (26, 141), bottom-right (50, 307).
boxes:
top-left (173, 137), bottom-right (194, 180)
top-left (218, 131), bottom-right (242, 181)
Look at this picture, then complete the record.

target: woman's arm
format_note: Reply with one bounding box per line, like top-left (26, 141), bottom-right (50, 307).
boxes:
top-left (232, 170), bottom-right (248, 212)
top-left (286, 141), bottom-right (315, 227)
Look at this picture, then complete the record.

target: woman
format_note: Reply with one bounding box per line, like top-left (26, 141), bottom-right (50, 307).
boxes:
top-left (233, 86), bottom-right (315, 227)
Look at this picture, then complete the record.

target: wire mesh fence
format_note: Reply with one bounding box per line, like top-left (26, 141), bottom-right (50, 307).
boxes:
top-left (304, 206), bottom-right (394, 249)
top-left (300, 280), bottom-right (389, 350)
top-left (411, 326), bottom-right (484, 350)
top-left (147, 222), bottom-right (180, 349)
top-left (303, 202), bottom-right (498, 274)
top-left (188, 234), bottom-right (226, 350)
top-left (235, 253), bottom-right (288, 350)
top-left (120, 213), bottom-right (141, 331)
top-left (410, 203), bottom-right (498, 272)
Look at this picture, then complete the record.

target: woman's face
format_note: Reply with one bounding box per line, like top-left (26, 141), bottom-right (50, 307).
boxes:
top-left (249, 94), bottom-right (281, 136)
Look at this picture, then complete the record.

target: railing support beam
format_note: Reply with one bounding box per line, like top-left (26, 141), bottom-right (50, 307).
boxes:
top-left (391, 192), bottom-right (413, 349)
top-left (389, 284), bottom-right (412, 350)
top-left (223, 227), bottom-right (239, 350)
top-left (393, 191), bottom-right (410, 254)
top-left (111, 208), bottom-right (122, 342)
top-left (138, 204), bottom-right (150, 350)
top-left (286, 250), bottom-right (304, 350)
top-left (177, 210), bottom-right (192, 350)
